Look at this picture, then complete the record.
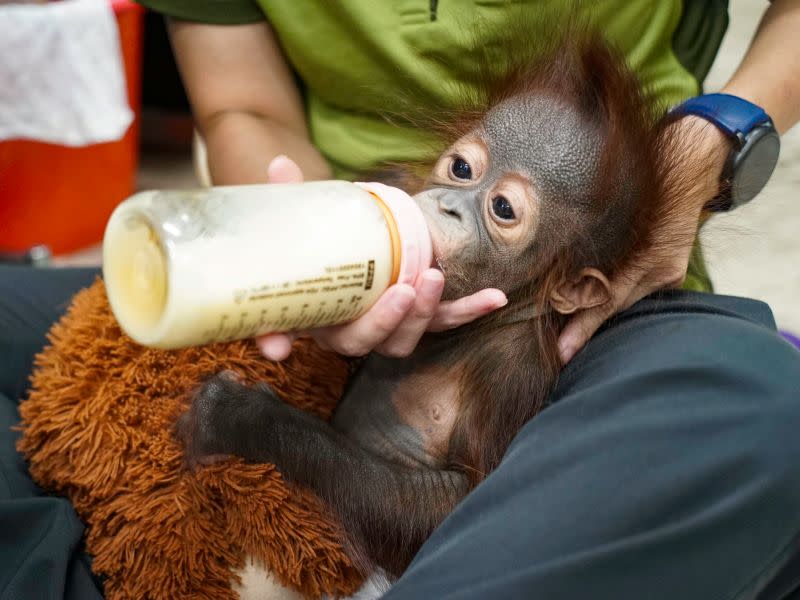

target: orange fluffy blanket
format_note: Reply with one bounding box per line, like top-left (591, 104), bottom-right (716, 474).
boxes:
top-left (16, 279), bottom-right (365, 599)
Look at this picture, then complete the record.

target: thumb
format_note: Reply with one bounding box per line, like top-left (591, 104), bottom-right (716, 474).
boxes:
top-left (557, 305), bottom-right (613, 364)
top-left (255, 333), bottom-right (298, 361)
top-left (267, 155), bottom-right (304, 184)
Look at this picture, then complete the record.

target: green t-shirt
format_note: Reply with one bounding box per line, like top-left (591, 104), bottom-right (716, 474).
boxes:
top-left (138, 0), bottom-right (728, 291)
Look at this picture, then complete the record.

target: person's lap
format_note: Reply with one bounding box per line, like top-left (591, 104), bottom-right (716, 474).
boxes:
top-left (2, 266), bottom-right (799, 599)
top-left (0, 265), bottom-right (102, 599)
top-left (387, 291), bottom-right (800, 600)
top-left (0, 265), bottom-right (99, 400)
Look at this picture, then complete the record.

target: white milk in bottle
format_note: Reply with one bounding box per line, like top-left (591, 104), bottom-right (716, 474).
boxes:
top-left (102, 181), bottom-right (432, 349)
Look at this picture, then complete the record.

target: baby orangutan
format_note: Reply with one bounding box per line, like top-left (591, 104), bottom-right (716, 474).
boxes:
top-left (176, 28), bottom-right (696, 579)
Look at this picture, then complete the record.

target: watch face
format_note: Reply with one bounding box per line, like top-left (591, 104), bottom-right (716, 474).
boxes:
top-left (732, 126), bottom-right (780, 207)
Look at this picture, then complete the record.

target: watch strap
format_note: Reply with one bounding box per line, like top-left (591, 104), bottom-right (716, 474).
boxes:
top-left (672, 93), bottom-right (770, 144)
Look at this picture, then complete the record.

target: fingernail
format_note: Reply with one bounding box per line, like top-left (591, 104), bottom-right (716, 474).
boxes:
top-left (558, 341), bottom-right (575, 364)
top-left (267, 154), bottom-right (291, 175)
top-left (391, 285), bottom-right (416, 314)
top-left (482, 289), bottom-right (507, 308)
top-left (420, 272), bottom-right (444, 297)
top-left (256, 336), bottom-right (292, 361)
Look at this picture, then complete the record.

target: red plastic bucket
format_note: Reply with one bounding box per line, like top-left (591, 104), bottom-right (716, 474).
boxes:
top-left (0, 0), bottom-right (144, 255)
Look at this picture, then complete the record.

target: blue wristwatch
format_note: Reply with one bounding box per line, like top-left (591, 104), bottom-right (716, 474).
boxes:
top-left (670, 93), bottom-right (780, 211)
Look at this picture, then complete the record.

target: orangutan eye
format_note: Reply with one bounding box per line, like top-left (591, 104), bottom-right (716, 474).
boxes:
top-left (450, 157), bottom-right (473, 180)
top-left (491, 195), bottom-right (516, 221)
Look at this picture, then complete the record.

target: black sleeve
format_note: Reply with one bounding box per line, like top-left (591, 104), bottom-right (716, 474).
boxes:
top-left (134, 0), bottom-right (265, 25)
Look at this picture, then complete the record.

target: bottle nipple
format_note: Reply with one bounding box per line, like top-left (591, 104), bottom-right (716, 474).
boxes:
top-left (355, 182), bottom-right (433, 287)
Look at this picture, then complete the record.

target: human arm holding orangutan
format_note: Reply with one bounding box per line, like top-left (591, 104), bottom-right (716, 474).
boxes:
top-left (558, 0), bottom-right (800, 362)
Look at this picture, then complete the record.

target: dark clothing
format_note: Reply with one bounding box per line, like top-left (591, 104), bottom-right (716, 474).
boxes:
top-left (1, 265), bottom-right (799, 600)
top-left (0, 267), bottom-right (98, 402)
top-left (0, 266), bottom-right (102, 600)
top-left (387, 293), bottom-right (800, 600)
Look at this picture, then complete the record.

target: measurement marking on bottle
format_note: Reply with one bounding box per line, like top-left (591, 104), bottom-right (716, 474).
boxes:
top-left (216, 314), bottom-right (228, 335)
top-left (294, 304), bottom-right (309, 330)
top-left (313, 304), bottom-right (325, 326)
top-left (230, 312), bottom-right (247, 338)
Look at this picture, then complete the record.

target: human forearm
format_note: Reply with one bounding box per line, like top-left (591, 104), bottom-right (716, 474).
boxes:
top-left (672, 0), bottom-right (800, 214)
top-left (721, 0), bottom-right (800, 134)
top-left (167, 19), bottom-right (331, 184)
top-left (557, 2), bottom-right (800, 362)
top-left (202, 110), bottom-right (332, 184)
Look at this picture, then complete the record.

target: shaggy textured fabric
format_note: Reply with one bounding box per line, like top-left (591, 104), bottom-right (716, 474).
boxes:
top-left (17, 278), bottom-right (364, 600)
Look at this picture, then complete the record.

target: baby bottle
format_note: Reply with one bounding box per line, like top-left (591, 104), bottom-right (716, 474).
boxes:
top-left (102, 180), bottom-right (432, 349)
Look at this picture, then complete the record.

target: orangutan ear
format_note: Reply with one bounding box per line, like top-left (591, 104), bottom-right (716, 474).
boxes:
top-left (549, 268), bottom-right (612, 315)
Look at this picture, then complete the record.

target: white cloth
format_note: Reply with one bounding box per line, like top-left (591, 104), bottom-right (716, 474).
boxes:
top-left (233, 557), bottom-right (389, 600)
top-left (0, 0), bottom-right (133, 146)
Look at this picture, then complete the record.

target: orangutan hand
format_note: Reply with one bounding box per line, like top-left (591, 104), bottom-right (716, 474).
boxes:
top-left (255, 155), bottom-right (508, 361)
top-left (557, 116), bottom-right (732, 364)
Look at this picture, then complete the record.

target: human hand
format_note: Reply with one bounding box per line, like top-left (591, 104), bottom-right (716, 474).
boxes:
top-left (255, 155), bottom-right (508, 360)
top-left (557, 116), bottom-right (732, 364)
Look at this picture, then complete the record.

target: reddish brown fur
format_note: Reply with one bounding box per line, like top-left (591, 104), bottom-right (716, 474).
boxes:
top-left (409, 24), bottom-right (710, 485)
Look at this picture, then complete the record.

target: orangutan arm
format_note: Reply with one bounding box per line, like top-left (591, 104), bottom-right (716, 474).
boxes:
top-left (176, 372), bottom-right (470, 576)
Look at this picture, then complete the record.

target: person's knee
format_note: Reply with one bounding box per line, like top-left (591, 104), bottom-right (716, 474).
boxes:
top-left (553, 291), bottom-right (800, 504)
top-left (746, 351), bottom-right (800, 503)
top-left (580, 291), bottom-right (800, 522)
top-left (0, 266), bottom-right (98, 399)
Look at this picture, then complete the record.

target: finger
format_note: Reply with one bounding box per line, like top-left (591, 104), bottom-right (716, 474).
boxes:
top-left (373, 269), bottom-right (445, 357)
top-left (266, 155), bottom-right (304, 184)
top-left (556, 267), bottom-right (666, 364)
top-left (310, 284), bottom-right (417, 356)
top-left (255, 332), bottom-right (298, 361)
top-left (428, 288), bottom-right (508, 332)
top-left (557, 304), bottom-right (615, 365)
